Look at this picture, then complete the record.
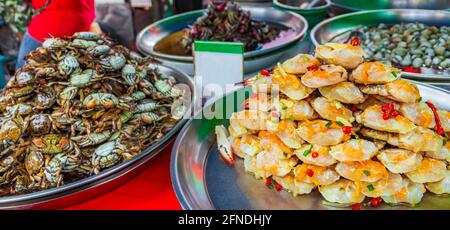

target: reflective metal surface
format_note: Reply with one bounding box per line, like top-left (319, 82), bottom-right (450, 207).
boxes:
top-left (274, 0), bottom-right (330, 10)
top-left (136, 6), bottom-right (308, 75)
top-left (273, 0), bottom-right (331, 27)
top-left (237, 0), bottom-right (272, 2)
top-left (311, 9), bottom-right (450, 81)
top-left (171, 82), bottom-right (450, 210)
top-left (330, 0), bottom-right (450, 13)
top-left (0, 65), bottom-right (194, 209)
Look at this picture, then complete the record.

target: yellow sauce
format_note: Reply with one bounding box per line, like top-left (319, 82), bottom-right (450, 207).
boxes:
top-left (312, 69), bottom-right (330, 79)
top-left (241, 135), bottom-right (258, 146)
top-left (258, 131), bottom-right (293, 154)
top-left (277, 120), bottom-right (295, 133)
top-left (342, 141), bottom-right (364, 159)
top-left (420, 110), bottom-right (433, 127)
top-left (361, 62), bottom-right (386, 84)
top-left (272, 72), bottom-right (301, 89)
top-left (395, 187), bottom-right (408, 201)
top-left (294, 164), bottom-right (326, 186)
top-left (301, 120), bottom-right (341, 139)
top-left (386, 80), bottom-right (420, 98)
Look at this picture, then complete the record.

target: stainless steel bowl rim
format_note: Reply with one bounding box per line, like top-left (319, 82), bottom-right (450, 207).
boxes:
top-left (136, 6), bottom-right (308, 61)
top-left (310, 9), bottom-right (450, 80)
top-left (0, 64), bottom-right (195, 205)
top-left (329, 0), bottom-right (450, 11)
top-left (273, 0), bottom-right (331, 11)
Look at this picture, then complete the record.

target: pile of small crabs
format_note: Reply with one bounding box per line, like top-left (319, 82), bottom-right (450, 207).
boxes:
top-left (0, 32), bottom-right (188, 196)
top-left (216, 42), bottom-right (450, 208)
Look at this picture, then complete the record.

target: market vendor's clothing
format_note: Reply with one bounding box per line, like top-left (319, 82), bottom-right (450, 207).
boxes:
top-left (28, 0), bottom-right (95, 42)
top-left (16, 0), bottom-right (96, 68)
top-left (16, 31), bottom-right (42, 69)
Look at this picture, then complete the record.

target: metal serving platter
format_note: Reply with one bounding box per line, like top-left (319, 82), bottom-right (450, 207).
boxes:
top-left (0, 64), bottom-right (194, 210)
top-left (171, 82), bottom-right (450, 210)
top-left (330, 0), bottom-right (450, 13)
top-left (310, 9), bottom-right (450, 82)
top-left (136, 6), bottom-right (307, 75)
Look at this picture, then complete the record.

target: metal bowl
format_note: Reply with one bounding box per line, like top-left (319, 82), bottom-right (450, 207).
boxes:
top-left (237, 0), bottom-right (272, 2)
top-left (171, 82), bottom-right (450, 210)
top-left (310, 9), bottom-right (450, 81)
top-left (330, 0), bottom-right (450, 14)
top-left (273, 0), bottom-right (331, 27)
top-left (136, 6), bottom-right (308, 75)
top-left (0, 64), bottom-right (194, 210)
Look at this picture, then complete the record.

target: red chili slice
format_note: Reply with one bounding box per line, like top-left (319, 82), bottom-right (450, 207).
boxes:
top-left (342, 126), bottom-right (352, 134)
top-left (404, 66), bottom-right (421, 73)
top-left (265, 178), bottom-right (273, 187)
top-left (381, 103), bottom-right (394, 112)
top-left (311, 151), bottom-right (319, 158)
top-left (370, 198), bottom-right (380, 207)
top-left (275, 183), bottom-right (282, 192)
top-left (390, 110), bottom-right (399, 117)
top-left (350, 37), bottom-right (360, 46)
top-left (425, 101), bottom-right (445, 136)
top-left (307, 64), bottom-right (318, 71)
top-left (260, 69), bottom-right (270, 76)
top-left (351, 203), bottom-right (361, 210)
top-left (306, 169), bottom-right (314, 177)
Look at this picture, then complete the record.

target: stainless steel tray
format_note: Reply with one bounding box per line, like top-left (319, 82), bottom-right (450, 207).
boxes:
top-left (310, 9), bottom-right (450, 82)
top-left (136, 5), bottom-right (307, 75)
top-left (0, 64), bottom-right (194, 209)
top-left (171, 82), bottom-right (450, 210)
top-left (330, 0), bottom-right (450, 13)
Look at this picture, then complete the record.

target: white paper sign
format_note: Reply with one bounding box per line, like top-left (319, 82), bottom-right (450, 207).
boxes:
top-left (194, 41), bottom-right (244, 112)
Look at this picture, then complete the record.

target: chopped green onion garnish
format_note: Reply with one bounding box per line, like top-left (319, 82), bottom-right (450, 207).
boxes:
top-left (354, 134), bottom-right (360, 140)
top-left (303, 55), bottom-right (310, 62)
top-left (418, 97), bottom-right (422, 102)
top-left (268, 184), bottom-right (274, 189)
top-left (444, 139), bottom-right (447, 145)
top-left (363, 170), bottom-right (371, 176)
top-left (289, 115), bottom-right (295, 121)
top-left (392, 72), bottom-right (398, 78)
top-left (303, 145), bottom-right (313, 157)
top-left (367, 184), bottom-right (375, 191)
top-left (325, 121), bottom-right (332, 128)
top-left (282, 104), bottom-right (288, 110)
top-left (336, 121), bottom-right (345, 126)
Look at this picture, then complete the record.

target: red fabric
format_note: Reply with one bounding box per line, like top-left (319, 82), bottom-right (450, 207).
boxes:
top-left (64, 145), bottom-right (182, 210)
top-left (28, 0), bottom-right (96, 42)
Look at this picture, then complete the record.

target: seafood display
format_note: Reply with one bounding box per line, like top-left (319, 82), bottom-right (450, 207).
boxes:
top-left (216, 42), bottom-right (450, 208)
top-left (0, 0), bottom-right (37, 33)
top-left (0, 33), bottom-right (188, 196)
top-left (358, 23), bottom-right (450, 74)
top-left (180, 1), bottom-right (281, 54)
